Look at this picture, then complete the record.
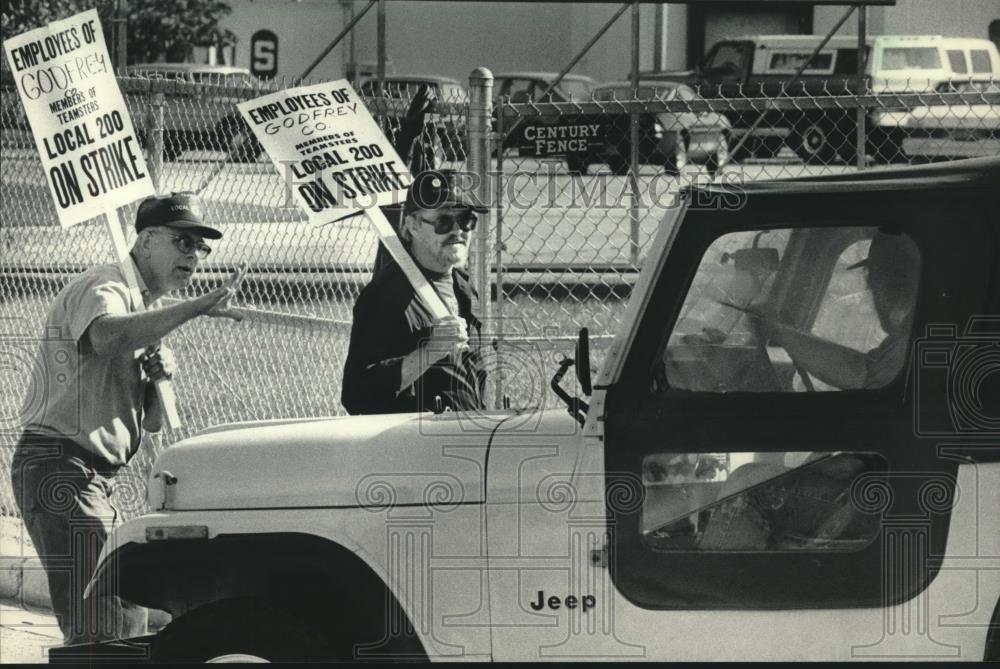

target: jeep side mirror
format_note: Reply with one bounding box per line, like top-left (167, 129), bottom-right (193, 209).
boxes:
top-left (576, 327), bottom-right (592, 396)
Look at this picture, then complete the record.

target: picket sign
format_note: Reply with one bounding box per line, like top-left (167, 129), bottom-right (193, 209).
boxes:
top-left (104, 208), bottom-right (183, 429)
top-left (3, 9), bottom-right (182, 430)
top-left (237, 80), bottom-right (451, 321)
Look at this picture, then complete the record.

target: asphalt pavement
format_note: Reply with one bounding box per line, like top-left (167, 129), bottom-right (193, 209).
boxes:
top-left (0, 603), bottom-right (60, 664)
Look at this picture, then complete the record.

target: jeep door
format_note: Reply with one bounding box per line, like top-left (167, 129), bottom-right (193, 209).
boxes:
top-left (593, 175), bottom-right (1000, 660)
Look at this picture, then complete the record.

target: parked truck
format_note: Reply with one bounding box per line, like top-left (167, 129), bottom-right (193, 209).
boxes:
top-left (641, 34), bottom-right (1000, 164)
top-left (52, 157), bottom-right (1000, 663)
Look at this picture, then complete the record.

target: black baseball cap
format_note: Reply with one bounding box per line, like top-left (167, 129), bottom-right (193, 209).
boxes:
top-left (847, 230), bottom-right (920, 275)
top-left (403, 170), bottom-right (488, 215)
top-left (135, 193), bottom-right (222, 240)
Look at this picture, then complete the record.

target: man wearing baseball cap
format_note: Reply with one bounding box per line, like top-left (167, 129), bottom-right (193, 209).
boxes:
top-left (342, 170), bottom-right (489, 414)
top-left (11, 192), bottom-right (245, 644)
top-left (754, 228), bottom-right (921, 390)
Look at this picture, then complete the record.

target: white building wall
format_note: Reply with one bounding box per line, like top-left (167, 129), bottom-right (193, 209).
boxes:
top-left (221, 1), bottom-right (686, 88)
top-left (815, 0), bottom-right (999, 38)
top-left (219, 2), bottom-right (996, 88)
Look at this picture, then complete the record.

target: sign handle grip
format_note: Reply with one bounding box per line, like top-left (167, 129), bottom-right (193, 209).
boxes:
top-left (104, 208), bottom-right (183, 430)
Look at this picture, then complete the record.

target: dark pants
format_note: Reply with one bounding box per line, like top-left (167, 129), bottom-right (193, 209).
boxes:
top-left (10, 432), bottom-right (147, 644)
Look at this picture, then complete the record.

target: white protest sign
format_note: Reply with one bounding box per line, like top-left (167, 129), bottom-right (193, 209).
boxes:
top-left (239, 81), bottom-right (450, 320)
top-left (5, 11), bottom-right (180, 428)
top-left (238, 80), bottom-right (411, 218)
top-left (3, 8), bottom-right (154, 228)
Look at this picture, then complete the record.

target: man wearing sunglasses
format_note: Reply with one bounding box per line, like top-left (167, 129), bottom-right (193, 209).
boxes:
top-left (342, 170), bottom-right (489, 414)
top-left (10, 192), bottom-right (244, 644)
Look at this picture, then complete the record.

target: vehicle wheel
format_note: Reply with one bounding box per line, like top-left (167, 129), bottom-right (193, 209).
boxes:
top-left (705, 132), bottom-right (730, 175)
top-left (792, 117), bottom-right (839, 165)
top-left (150, 598), bottom-right (335, 662)
top-left (664, 132), bottom-right (689, 175)
top-left (566, 155), bottom-right (589, 175)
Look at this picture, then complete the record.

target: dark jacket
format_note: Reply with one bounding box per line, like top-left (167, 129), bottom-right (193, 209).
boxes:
top-left (341, 260), bottom-right (487, 414)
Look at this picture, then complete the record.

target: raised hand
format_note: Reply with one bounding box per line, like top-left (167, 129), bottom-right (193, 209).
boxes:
top-left (200, 263), bottom-right (247, 321)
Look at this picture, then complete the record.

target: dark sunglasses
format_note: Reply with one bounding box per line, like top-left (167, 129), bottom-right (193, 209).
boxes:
top-left (418, 211), bottom-right (477, 234)
top-left (152, 229), bottom-right (212, 259)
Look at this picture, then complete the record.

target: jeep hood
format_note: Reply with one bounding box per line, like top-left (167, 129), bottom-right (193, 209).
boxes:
top-left (149, 412), bottom-right (515, 510)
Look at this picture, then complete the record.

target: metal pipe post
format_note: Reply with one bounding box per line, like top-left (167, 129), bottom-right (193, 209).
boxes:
top-left (856, 6), bottom-right (868, 169)
top-left (493, 92), bottom-right (507, 409)
top-left (148, 92), bottom-right (165, 191)
top-left (114, 0), bottom-right (128, 71)
top-left (629, 0), bottom-right (641, 265)
top-left (377, 0), bottom-right (387, 94)
top-left (468, 68), bottom-right (494, 325)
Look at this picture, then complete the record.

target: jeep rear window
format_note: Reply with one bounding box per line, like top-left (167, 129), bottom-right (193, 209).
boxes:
top-left (881, 47), bottom-right (942, 70)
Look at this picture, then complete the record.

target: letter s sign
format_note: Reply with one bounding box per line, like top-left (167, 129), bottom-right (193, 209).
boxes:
top-left (250, 29), bottom-right (278, 79)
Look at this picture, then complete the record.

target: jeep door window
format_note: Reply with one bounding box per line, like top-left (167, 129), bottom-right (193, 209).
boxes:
top-left (641, 450), bottom-right (885, 552)
top-left (657, 226), bottom-right (921, 393)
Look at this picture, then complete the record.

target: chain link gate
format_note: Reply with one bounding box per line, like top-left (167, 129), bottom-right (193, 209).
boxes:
top-left (2, 67), bottom-right (999, 520)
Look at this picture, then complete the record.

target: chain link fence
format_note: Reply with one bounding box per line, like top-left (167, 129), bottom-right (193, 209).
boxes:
top-left (2, 70), bottom-right (998, 519)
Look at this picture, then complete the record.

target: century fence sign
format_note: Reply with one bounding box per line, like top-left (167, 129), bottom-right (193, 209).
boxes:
top-left (521, 122), bottom-right (603, 156)
top-left (238, 81), bottom-right (412, 219)
top-left (2, 8), bottom-right (154, 227)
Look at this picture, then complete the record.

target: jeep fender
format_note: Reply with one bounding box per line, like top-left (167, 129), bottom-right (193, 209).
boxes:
top-left (88, 526), bottom-right (427, 660)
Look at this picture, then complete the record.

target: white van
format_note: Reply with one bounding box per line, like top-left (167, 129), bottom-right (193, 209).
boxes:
top-left (869, 35), bottom-right (1000, 93)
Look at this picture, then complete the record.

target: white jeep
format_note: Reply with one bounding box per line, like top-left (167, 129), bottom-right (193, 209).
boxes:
top-left (54, 158), bottom-right (1000, 662)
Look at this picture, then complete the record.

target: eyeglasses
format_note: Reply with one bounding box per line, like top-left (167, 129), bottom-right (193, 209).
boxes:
top-left (418, 211), bottom-right (477, 235)
top-left (151, 229), bottom-right (212, 259)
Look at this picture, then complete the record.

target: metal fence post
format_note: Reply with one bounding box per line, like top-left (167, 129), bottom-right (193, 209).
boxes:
top-left (628, 0), bottom-right (640, 265)
top-left (467, 68), bottom-right (493, 319)
top-left (377, 0), bottom-right (386, 94)
top-left (856, 6), bottom-right (868, 169)
top-left (147, 92), bottom-right (165, 192)
top-left (468, 67), bottom-right (499, 408)
top-left (493, 90), bottom-right (507, 409)
top-left (113, 0), bottom-right (128, 72)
